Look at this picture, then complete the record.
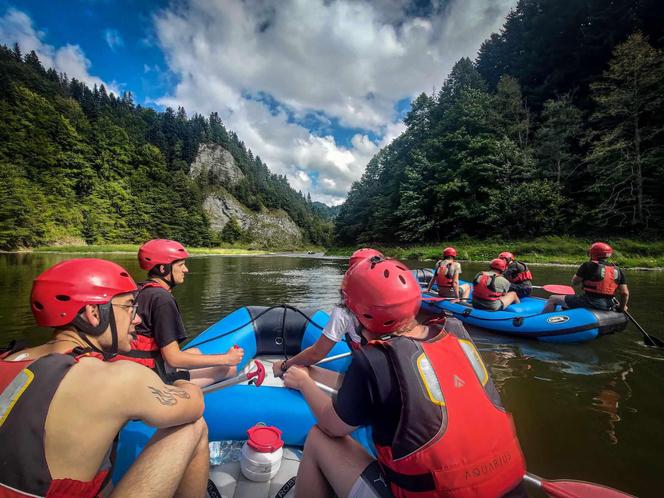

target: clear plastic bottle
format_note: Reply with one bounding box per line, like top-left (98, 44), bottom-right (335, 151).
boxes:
top-left (209, 441), bottom-right (223, 466)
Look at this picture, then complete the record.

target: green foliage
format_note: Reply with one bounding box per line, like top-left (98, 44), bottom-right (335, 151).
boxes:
top-left (220, 217), bottom-right (244, 243)
top-left (336, 3), bottom-right (664, 246)
top-left (0, 45), bottom-right (330, 249)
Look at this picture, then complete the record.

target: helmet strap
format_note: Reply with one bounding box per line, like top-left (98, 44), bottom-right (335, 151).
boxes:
top-left (71, 303), bottom-right (118, 361)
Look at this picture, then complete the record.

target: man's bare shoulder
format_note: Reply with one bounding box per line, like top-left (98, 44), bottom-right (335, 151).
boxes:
top-left (67, 357), bottom-right (158, 391)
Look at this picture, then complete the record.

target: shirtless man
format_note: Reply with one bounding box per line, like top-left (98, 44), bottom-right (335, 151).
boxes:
top-left (0, 258), bottom-right (208, 498)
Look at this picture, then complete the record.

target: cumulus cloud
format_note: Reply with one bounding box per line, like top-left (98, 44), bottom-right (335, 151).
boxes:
top-left (104, 28), bottom-right (124, 51)
top-left (153, 0), bottom-right (514, 204)
top-left (0, 8), bottom-right (120, 94)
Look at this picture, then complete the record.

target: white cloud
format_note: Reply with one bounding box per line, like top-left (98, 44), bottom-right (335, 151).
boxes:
top-left (0, 8), bottom-right (120, 94)
top-left (104, 28), bottom-right (124, 51)
top-left (153, 0), bottom-right (514, 204)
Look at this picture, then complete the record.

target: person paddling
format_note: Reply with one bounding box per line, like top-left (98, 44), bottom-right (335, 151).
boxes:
top-left (425, 246), bottom-right (470, 301)
top-left (283, 257), bottom-right (527, 498)
top-left (472, 258), bottom-right (521, 311)
top-left (498, 252), bottom-right (533, 298)
top-left (0, 258), bottom-right (208, 497)
top-left (542, 242), bottom-right (629, 314)
top-left (122, 239), bottom-right (243, 387)
top-left (273, 248), bottom-right (383, 378)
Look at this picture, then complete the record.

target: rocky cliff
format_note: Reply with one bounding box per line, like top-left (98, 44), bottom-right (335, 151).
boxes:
top-left (189, 143), bottom-right (303, 246)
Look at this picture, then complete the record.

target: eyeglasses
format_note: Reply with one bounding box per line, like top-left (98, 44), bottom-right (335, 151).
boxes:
top-left (113, 303), bottom-right (139, 320)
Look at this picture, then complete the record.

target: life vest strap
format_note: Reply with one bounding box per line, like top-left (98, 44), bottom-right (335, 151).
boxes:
top-left (380, 464), bottom-right (435, 493)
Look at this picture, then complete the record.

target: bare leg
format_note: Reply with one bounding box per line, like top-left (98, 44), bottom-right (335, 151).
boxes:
top-left (460, 284), bottom-right (471, 300)
top-left (542, 294), bottom-right (567, 314)
top-left (112, 418), bottom-right (208, 498)
top-left (499, 291), bottom-right (520, 310)
top-left (178, 347), bottom-right (237, 388)
top-left (296, 425), bottom-right (374, 498)
top-left (174, 419), bottom-right (210, 498)
top-left (188, 365), bottom-right (236, 387)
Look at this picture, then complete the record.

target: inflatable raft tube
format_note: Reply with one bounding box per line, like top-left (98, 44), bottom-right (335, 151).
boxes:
top-left (113, 306), bottom-right (373, 497)
top-left (416, 272), bottom-right (627, 343)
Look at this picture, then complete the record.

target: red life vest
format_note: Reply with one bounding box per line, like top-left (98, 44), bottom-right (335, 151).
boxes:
top-left (472, 273), bottom-right (504, 301)
top-left (506, 261), bottom-right (532, 284)
top-left (435, 261), bottom-right (456, 288)
top-left (368, 320), bottom-right (526, 497)
top-left (582, 263), bottom-right (620, 297)
top-left (113, 281), bottom-right (164, 368)
top-left (0, 352), bottom-right (112, 497)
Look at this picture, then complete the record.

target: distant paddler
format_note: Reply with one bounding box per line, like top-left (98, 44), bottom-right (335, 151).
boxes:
top-left (425, 246), bottom-right (471, 301)
top-left (472, 258), bottom-right (521, 311)
top-left (116, 239), bottom-right (244, 387)
top-left (0, 258), bottom-right (208, 497)
top-left (498, 251), bottom-right (534, 298)
top-left (542, 242), bottom-right (629, 314)
top-left (273, 248), bottom-right (383, 378)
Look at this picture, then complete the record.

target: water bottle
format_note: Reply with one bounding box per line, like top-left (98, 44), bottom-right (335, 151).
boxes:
top-left (209, 441), bottom-right (223, 466)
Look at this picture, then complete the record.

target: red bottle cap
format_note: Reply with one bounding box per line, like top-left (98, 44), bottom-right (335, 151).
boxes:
top-left (246, 425), bottom-right (284, 453)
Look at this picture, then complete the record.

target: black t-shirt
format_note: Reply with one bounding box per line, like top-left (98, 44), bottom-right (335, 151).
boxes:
top-left (576, 261), bottom-right (626, 297)
top-left (503, 261), bottom-right (531, 284)
top-left (332, 344), bottom-right (403, 447)
top-left (135, 285), bottom-right (188, 348)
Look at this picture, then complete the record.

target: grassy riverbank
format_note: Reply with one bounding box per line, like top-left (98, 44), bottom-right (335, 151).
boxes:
top-left (326, 237), bottom-right (664, 269)
top-left (24, 243), bottom-right (324, 256)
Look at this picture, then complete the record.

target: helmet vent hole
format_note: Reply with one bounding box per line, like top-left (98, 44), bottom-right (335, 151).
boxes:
top-left (398, 275), bottom-right (406, 285)
top-left (383, 269), bottom-right (390, 278)
top-left (363, 314), bottom-right (373, 319)
top-left (120, 272), bottom-right (129, 277)
top-left (384, 320), bottom-right (395, 326)
top-left (396, 265), bottom-right (406, 271)
top-left (145, 257), bottom-right (151, 261)
top-left (33, 301), bottom-right (44, 310)
top-left (55, 295), bottom-right (70, 302)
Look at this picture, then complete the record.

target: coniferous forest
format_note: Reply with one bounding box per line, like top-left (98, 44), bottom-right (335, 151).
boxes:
top-left (335, 0), bottom-right (664, 245)
top-left (0, 45), bottom-right (332, 250)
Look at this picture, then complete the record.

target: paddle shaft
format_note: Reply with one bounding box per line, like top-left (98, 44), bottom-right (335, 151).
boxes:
top-left (624, 308), bottom-right (664, 348)
top-left (315, 352), bottom-right (352, 365)
top-left (524, 472), bottom-right (634, 498)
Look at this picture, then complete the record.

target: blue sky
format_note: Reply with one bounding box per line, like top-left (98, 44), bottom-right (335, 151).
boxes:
top-left (0, 0), bottom-right (514, 204)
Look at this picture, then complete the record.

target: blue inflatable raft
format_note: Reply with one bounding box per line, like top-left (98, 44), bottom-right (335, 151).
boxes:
top-left (113, 306), bottom-right (373, 497)
top-left (415, 270), bottom-right (627, 343)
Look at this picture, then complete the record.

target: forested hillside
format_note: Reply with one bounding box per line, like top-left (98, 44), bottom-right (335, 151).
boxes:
top-left (0, 45), bottom-right (331, 250)
top-left (335, 0), bottom-right (664, 244)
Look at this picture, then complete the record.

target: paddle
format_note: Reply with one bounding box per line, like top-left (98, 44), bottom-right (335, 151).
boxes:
top-left (315, 352), bottom-right (352, 365)
top-left (202, 360), bottom-right (266, 394)
top-left (523, 472), bottom-right (634, 498)
top-left (533, 284), bottom-right (575, 295)
top-left (612, 298), bottom-right (664, 348)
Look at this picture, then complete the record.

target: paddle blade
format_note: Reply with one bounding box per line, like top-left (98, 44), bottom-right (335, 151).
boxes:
top-left (541, 479), bottom-right (635, 498)
top-left (541, 284), bottom-right (575, 295)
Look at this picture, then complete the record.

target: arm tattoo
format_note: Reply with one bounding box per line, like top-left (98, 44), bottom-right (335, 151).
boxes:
top-left (148, 385), bottom-right (191, 406)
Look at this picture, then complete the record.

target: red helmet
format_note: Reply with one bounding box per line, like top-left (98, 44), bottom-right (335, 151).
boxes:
top-left (31, 258), bottom-right (137, 328)
top-left (442, 247), bottom-right (457, 258)
top-left (498, 251), bottom-right (514, 261)
top-left (589, 242), bottom-right (612, 260)
top-left (138, 239), bottom-right (189, 271)
top-left (348, 248), bottom-right (384, 269)
top-left (342, 257), bottom-right (421, 335)
top-left (490, 258), bottom-right (507, 272)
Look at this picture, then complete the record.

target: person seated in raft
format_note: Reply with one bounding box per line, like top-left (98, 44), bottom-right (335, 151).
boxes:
top-left (499, 251), bottom-right (534, 298)
top-left (542, 242), bottom-right (629, 314)
top-left (282, 257), bottom-right (528, 498)
top-left (471, 258), bottom-right (521, 311)
top-left (273, 248), bottom-right (383, 378)
top-left (0, 259), bottom-right (208, 498)
top-left (118, 239), bottom-right (243, 387)
top-left (425, 246), bottom-right (471, 301)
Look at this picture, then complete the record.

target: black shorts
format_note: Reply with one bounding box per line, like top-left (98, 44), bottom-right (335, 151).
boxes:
top-left (154, 356), bottom-right (191, 384)
top-left (564, 294), bottom-right (614, 311)
top-left (349, 461), bottom-right (393, 498)
top-left (436, 286), bottom-right (457, 298)
top-left (509, 283), bottom-right (532, 298)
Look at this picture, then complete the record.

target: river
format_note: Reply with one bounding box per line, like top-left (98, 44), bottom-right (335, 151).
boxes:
top-left (1, 253), bottom-right (662, 497)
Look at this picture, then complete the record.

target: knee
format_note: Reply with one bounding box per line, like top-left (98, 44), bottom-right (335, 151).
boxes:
top-left (227, 366), bottom-right (237, 377)
top-left (303, 424), bottom-right (327, 456)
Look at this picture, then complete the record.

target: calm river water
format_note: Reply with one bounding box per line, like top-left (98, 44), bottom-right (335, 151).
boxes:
top-left (1, 253), bottom-right (662, 497)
